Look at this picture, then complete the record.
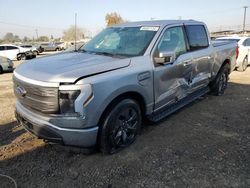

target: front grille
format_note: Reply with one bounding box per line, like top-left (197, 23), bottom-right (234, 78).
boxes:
top-left (13, 76), bottom-right (59, 114)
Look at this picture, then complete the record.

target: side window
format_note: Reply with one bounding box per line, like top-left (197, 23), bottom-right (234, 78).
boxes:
top-left (185, 25), bottom-right (209, 51)
top-left (245, 39), bottom-right (250, 46)
top-left (0, 46), bottom-right (5, 51)
top-left (6, 46), bottom-right (18, 50)
top-left (157, 26), bottom-right (187, 57)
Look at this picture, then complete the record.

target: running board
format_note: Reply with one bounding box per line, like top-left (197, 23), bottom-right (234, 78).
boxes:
top-left (148, 87), bottom-right (210, 122)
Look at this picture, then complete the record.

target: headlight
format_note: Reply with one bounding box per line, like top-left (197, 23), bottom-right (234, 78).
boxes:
top-left (7, 59), bottom-right (13, 66)
top-left (59, 90), bottom-right (80, 114)
top-left (59, 84), bottom-right (93, 115)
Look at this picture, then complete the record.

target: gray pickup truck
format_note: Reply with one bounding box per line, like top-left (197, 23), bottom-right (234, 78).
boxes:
top-left (14, 20), bottom-right (237, 154)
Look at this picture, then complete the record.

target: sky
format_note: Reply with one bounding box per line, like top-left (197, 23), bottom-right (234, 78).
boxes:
top-left (0, 0), bottom-right (249, 39)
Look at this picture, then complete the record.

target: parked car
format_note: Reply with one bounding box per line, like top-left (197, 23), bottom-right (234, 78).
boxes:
top-left (0, 56), bottom-right (14, 73)
top-left (41, 42), bottom-right (63, 51)
top-left (14, 20), bottom-right (237, 154)
top-left (216, 36), bottom-right (250, 71)
top-left (55, 42), bottom-right (66, 50)
top-left (20, 45), bottom-right (40, 55)
top-left (0, 44), bottom-right (36, 60)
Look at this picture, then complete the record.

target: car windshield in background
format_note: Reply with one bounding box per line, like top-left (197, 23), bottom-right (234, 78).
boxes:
top-left (81, 26), bottom-right (159, 57)
top-left (216, 38), bottom-right (240, 43)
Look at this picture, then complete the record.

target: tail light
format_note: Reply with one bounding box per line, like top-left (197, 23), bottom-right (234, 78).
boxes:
top-left (236, 46), bottom-right (239, 59)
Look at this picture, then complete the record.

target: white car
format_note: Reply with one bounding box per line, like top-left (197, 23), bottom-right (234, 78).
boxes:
top-left (20, 45), bottom-right (40, 55)
top-left (0, 44), bottom-right (30, 60)
top-left (216, 36), bottom-right (250, 71)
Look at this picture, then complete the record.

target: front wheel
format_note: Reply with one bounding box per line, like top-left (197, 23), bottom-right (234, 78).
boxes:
top-left (99, 99), bottom-right (142, 154)
top-left (210, 65), bottom-right (229, 96)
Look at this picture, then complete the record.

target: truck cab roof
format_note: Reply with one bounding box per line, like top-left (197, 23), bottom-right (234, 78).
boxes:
top-left (114, 20), bottom-right (204, 27)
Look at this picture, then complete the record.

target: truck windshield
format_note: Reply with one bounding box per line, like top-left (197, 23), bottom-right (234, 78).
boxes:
top-left (80, 27), bottom-right (158, 57)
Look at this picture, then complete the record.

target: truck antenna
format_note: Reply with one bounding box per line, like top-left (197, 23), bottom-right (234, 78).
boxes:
top-left (75, 13), bottom-right (77, 51)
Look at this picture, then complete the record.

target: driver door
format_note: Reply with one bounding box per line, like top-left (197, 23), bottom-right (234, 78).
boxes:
top-left (153, 26), bottom-right (193, 112)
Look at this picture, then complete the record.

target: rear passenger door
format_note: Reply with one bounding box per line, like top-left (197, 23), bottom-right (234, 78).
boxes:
top-left (6, 46), bottom-right (20, 60)
top-left (184, 24), bottom-right (213, 92)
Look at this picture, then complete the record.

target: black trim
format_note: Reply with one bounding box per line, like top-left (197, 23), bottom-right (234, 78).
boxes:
top-left (148, 86), bottom-right (210, 122)
top-left (15, 111), bottom-right (63, 144)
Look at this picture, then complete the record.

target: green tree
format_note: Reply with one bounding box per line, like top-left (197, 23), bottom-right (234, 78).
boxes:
top-left (14, 35), bottom-right (21, 42)
top-left (23, 36), bottom-right (32, 43)
top-left (105, 12), bottom-right (124, 27)
top-left (3, 32), bottom-right (14, 42)
top-left (63, 26), bottom-right (84, 41)
top-left (37, 36), bottom-right (49, 42)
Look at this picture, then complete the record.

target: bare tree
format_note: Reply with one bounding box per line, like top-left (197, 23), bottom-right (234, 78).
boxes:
top-left (105, 12), bottom-right (125, 27)
top-left (63, 26), bottom-right (84, 41)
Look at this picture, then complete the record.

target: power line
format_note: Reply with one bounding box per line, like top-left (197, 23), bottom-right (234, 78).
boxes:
top-left (0, 21), bottom-right (64, 31)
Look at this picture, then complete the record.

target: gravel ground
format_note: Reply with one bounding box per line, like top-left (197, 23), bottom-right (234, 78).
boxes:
top-left (0, 57), bottom-right (250, 188)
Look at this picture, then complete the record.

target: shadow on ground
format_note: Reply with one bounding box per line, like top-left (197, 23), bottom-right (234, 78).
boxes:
top-left (0, 82), bottom-right (250, 187)
top-left (0, 121), bottom-right (25, 147)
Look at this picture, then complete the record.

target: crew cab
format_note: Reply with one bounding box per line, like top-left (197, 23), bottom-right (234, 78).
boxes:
top-left (14, 20), bottom-right (237, 154)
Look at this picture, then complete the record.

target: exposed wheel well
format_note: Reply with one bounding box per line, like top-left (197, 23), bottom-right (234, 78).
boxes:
top-left (222, 59), bottom-right (231, 72)
top-left (98, 92), bottom-right (146, 126)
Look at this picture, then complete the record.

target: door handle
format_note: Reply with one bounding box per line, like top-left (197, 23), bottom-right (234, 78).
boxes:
top-left (183, 61), bottom-right (192, 67)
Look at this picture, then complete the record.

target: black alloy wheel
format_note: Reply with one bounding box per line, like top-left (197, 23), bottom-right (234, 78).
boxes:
top-left (99, 99), bottom-right (142, 154)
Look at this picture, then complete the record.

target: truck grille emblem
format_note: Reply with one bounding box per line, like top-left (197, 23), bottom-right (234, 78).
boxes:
top-left (16, 86), bottom-right (27, 97)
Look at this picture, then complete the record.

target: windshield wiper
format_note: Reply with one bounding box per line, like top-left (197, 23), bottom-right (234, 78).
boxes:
top-left (94, 51), bottom-right (116, 57)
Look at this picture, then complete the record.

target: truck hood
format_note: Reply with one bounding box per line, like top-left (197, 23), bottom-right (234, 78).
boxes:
top-left (15, 52), bottom-right (130, 83)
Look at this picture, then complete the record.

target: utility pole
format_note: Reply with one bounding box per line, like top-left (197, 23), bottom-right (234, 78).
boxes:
top-left (243, 6), bottom-right (248, 34)
top-left (35, 29), bottom-right (38, 40)
top-left (74, 13), bottom-right (77, 51)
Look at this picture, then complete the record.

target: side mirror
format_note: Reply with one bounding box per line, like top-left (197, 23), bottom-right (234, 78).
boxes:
top-left (154, 51), bottom-right (176, 65)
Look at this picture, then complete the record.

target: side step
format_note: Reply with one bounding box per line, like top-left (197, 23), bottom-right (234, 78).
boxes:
top-left (148, 87), bottom-right (210, 122)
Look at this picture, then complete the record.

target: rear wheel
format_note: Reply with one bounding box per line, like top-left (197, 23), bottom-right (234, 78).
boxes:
top-left (33, 51), bottom-right (39, 56)
top-left (0, 66), bottom-right (3, 74)
top-left (210, 64), bottom-right (229, 96)
top-left (21, 54), bottom-right (26, 60)
top-left (99, 99), bottom-right (142, 154)
top-left (238, 56), bottom-right (248, 72)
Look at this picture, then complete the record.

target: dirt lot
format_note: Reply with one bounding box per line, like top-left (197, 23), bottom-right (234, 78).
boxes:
top-left (0, 58), bottom-right (250, 188)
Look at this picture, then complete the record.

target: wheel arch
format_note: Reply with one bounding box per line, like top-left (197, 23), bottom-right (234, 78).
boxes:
top-left (97, 91), bottom-right (147, 126)
top-left (0, 65), bottom-right (3, 73)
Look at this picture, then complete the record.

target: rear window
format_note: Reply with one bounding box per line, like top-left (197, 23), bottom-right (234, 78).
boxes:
top-left (185, 25), bottom-right (209, 51)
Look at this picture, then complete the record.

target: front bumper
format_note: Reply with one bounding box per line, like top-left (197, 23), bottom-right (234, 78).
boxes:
top-left (15, 101), bottom-right (98, 147)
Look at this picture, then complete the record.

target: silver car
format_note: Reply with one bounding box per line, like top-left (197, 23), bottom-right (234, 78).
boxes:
top-left (0, 56), bottom-right (14, 73)
top-left (14, 20), bottom-right (237, 154)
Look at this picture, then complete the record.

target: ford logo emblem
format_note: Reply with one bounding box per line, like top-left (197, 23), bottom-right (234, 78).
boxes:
top-left (16, 86), bottom-right (27, 97)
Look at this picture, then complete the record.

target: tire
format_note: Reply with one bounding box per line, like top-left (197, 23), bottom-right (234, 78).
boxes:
top-left (99, 99), bottom-right (142, 154)
top-left (237, 56), bottom-right (248, 72)
top-left (0, 66), bottom-right (3, 74)
top-left (33, 51), bottom-right (39, 56)
top-left (210, 64), bottom-right (229, 96)
top-left (20, 54), bottom-right (26, 60)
